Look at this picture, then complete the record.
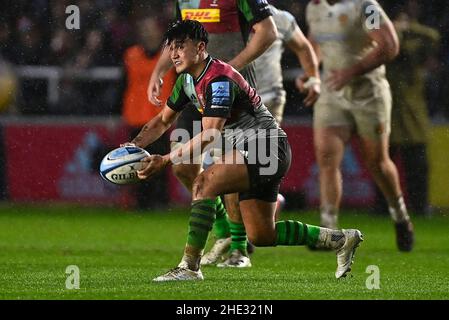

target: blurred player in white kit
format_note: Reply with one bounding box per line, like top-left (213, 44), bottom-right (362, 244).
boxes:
top-left (306, 0), bottom-right (414, 251)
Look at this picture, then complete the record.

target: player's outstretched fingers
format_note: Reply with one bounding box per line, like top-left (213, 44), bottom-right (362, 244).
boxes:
top-left (304, 86), bottom-right (320, 107)
top-left (120, 142), bottom-right (136, 147)
top-left (147, 77), bottom-right (163, 106)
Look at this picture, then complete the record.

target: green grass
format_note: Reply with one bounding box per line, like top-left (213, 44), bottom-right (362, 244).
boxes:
top-left (0, 203), bottom-right (448, 300)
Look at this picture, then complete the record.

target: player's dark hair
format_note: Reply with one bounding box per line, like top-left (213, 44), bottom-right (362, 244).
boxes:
top-left (163, 19), bottom-right (209, 46)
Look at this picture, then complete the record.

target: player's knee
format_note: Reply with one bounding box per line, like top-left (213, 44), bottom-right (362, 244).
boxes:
top-left (318, 161), bottom-right (338, 171)
top-left (247, 232), bottom-right (275, 247)
top-left (316, 149), bottom-right (339, 169)
top-left (192, 173), bottom-right (217, 200)
top-left (365, 154), bottom-right (388, 174)
top-left (365, 152), bottom-right (385, 171)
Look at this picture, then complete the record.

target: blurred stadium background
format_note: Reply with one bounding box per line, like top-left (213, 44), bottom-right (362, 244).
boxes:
top-left (1, 0), bottom-right (449, 299)
top-left (1, 0), bottom-right (449, 211)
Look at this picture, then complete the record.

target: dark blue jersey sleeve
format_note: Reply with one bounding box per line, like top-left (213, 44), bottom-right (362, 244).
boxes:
top-left (203, 77), bottom-right (237, 118)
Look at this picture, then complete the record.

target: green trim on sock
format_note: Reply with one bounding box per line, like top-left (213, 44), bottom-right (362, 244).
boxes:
top-left (276, 220), bottom-right (287, 244)
top-left (229, 221), bottom-right (248, 255)
top-left (275, 221), bottom-right (321, 246)
top-left (213, 197), bottom-right (230, 239)
top-left (305, 224), bottom-right (320, 247)
top-left (215, 197), bottom-right (226, 219)
top-left (187, 199), bottom-right (216, 249)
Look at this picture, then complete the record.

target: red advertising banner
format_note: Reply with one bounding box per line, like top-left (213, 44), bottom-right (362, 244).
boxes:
top-left (3, 120), bottom-right (376, 207)
top-left (4, 121), bottom-right (132, 204)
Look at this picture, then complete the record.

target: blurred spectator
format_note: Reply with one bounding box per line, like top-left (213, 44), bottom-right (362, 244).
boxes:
top-left (0, 0), bottom-right (447, 120)
top-left (122, 16), bottom-right (176, 210)
top-left (378, 5), bottom-right (441, 215)
top-left (77, 0), bottom-right (102, 30)
top-left (101, 6), bottom-right (132, 62)
top-left (10, 16), bottom-right (49, 114)
top-left (12, 16), bottom-right (48, 65)
top-left (49, 29), bottom-right (77, 65)
top-left (55, 28), bottom-right (119, 115)
top-left (73, 29), bottom-right (106, 68)
top-left (0, 20), bottom-right (15, 62)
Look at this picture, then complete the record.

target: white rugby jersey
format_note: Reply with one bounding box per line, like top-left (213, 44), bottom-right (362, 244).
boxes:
top-left (306, 0), bottom-right (390, 83)
top-left (254, 5), bottom-right (297, 101)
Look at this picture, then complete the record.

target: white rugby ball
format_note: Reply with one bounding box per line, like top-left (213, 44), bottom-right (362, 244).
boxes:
top-left (99, 146), bottom-right (150, 185)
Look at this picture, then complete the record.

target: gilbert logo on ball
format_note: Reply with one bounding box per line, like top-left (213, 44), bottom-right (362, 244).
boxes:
top-left (99, 146), bottom-right (150, 185)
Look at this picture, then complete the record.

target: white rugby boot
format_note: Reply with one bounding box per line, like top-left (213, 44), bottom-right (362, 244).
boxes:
top-left (335, 229), bottom-right (364, 279)
top-left (153, 261), bottom-right (204, 282)
top-left (200, 237), bottom-right (231, 265)
top-left (217, 249), bottom-right (252, 268)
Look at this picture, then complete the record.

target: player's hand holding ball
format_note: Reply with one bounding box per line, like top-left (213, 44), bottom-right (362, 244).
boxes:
top-left (137, 154), bottom-right (170, 180)
top-left (99, 146), bottom-right (150, 185)
top-left (296, 75), bottom-right (321, 107)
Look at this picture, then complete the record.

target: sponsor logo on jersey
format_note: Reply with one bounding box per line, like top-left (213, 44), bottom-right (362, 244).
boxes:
top-left (211, 82), bottom-right (231, 106)
top-left (181, 9), bottom-right (220, 23)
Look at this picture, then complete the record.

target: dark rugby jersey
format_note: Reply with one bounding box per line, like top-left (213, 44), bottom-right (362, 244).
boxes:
top-left (167, 56), bottom-right (286, 145)
top-left (175, 0), bottom-right (272, 88)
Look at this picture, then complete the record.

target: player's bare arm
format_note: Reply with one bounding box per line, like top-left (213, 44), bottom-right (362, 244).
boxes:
top-left (138, 117), bottom-right (226, 180)
top-left (326, 21), bottom-right (399, 91)
top-left (147, 46), bottom-right (173, 106)
top-left (130, 104), bottom-right (179, 149)
top-left (287, 26), bottom-right (321, 107)
top-left (307, 34), bottom-right (322, 64)
top-left (227, 16), bottom-right (277, 71)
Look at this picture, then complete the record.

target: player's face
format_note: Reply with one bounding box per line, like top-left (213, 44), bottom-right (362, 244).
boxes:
top-left (169, 38), bottom-right (201, 74)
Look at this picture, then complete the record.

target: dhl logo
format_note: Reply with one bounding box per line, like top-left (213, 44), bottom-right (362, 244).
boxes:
top-left (181, 9), bottom-right (220, 23)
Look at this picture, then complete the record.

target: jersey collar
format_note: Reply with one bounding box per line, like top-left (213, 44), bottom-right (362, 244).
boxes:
top-left (195, 55), bottom-right (213, 83)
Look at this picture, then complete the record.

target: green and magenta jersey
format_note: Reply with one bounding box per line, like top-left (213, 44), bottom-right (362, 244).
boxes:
top-left (175, 0), bottom-right (272, 88)
top-left (167, 56), bottom-right (286, 144)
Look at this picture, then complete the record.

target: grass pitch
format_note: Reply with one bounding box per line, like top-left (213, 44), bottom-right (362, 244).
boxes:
top-left (0, 204), bottom-right (448, 300)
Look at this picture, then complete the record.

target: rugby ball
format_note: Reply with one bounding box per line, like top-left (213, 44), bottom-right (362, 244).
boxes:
top-left (99, 146), bottom-right (150, 185)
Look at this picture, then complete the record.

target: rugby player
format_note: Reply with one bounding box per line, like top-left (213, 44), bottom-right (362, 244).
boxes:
top-left (306, 0), bottom-right (414, 251)
top-left (131, 20), bottom-right (363, 281)
top-left (209, 5), bottom-right (322, 267)
top-left (254, 5), bottom-right (320, 125)
top-left (147, 0), bottom-right (278, 268)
